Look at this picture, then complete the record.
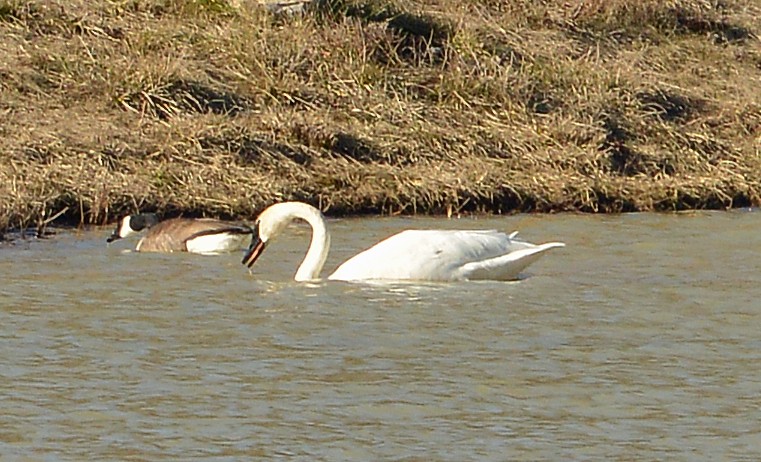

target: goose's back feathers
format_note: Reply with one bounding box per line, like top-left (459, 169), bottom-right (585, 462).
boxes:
top-left (136, 218), bottom-right (253, 253)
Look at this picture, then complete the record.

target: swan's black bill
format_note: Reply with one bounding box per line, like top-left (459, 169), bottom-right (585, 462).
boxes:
top-left (106, 225), bottom-right (121, 243)
top-left (242, 236), bottom-right (266, 268)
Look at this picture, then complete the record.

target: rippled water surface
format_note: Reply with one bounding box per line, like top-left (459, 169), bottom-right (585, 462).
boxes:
top-left (1, 211), bottom-right (760, 460)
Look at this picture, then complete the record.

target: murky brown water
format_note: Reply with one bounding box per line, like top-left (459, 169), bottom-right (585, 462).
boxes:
top-left (1, 210), bottom-right (760, 460)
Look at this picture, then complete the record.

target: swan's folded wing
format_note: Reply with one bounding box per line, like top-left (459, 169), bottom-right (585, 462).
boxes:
top-left (458, 242), bottom-right (565, 281)
top-left (328, 229), bottom-right (543, 281)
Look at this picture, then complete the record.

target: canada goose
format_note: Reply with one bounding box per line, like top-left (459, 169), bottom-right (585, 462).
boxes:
top-left (107, 213), bottom-right (254, 254)
top-left (242, 202), bottom-right (565, 282)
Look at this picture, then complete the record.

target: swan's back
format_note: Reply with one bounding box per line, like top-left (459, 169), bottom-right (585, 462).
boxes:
top-left (328, 229), bottom-right (562, 281)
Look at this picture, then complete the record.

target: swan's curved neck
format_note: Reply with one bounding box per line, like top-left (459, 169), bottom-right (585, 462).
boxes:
top-left (290, 204), bottom-right (330, 282)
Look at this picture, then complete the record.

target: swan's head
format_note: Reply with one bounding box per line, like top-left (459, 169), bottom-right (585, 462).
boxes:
top-left (241, 204), bottom-right (290, 268)
top-left (106, 213), bottom-right (159, 243)
top-left (241, 202), bottom-right (323, 269)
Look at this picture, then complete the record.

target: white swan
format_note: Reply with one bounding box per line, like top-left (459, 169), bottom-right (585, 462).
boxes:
top-left (241, 202), bottom-right (564, 282)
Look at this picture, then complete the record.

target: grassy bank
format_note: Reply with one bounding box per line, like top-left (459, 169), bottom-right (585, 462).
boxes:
top-left (1, 0), bottom-right (759, 235)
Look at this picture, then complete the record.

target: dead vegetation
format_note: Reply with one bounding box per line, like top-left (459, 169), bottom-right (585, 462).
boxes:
top-left (1, 0), bottom-right (760, 235)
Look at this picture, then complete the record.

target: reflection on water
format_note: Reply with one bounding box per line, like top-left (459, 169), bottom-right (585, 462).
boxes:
top-left (1, 210), bottom-right (761, 460)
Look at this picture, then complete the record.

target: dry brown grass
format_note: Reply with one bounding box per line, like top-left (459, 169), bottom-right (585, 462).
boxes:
top-left (1, 0), bottom-right (760, 235)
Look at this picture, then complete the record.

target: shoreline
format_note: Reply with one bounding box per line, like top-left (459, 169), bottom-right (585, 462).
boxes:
top-left (4, 206), bottom-right (758, 245)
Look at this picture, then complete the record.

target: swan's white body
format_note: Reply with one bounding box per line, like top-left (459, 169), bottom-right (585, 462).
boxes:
top-left (242, 202), bottom-right (565, 282)
top-left (329, 229), bottom-right (562, 281)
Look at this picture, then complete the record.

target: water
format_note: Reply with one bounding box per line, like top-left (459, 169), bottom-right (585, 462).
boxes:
top-left (1, 210), bottom-right (760, 460)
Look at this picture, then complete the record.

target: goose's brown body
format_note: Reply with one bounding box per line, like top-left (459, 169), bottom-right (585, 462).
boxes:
top-left (108, 213), bottom-right (254, 254)
top-left (135, 218), bottom-right (253, 252)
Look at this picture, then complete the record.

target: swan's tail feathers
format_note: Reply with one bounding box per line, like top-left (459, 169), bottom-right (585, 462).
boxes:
top-left (461, 242), bottom-right (565, 281)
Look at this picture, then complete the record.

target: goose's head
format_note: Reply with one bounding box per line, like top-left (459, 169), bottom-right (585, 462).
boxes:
top-left (106, 213), bottom-right (159, 243)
